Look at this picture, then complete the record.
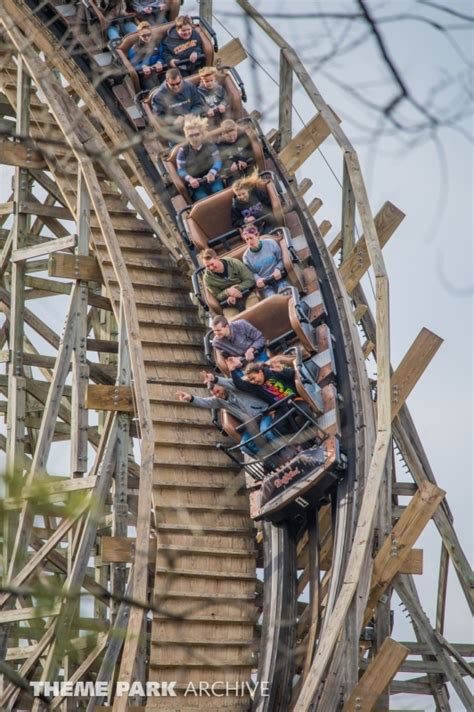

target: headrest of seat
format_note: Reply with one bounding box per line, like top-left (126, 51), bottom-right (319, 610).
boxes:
top-left (232, 294), bottom-right (292, 343)
top-left (187, 188), bottom-right (235, 237)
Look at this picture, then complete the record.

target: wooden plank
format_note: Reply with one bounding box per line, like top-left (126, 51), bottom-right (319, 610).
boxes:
top-left (353, 304), bottom-right (367, 322)
top-left (215, 38), bottom-right (247, 68)
top-left (308, 197), bottom-right (322, 215)
top-left (12, 233), bottom-right (76, 262)
top-left (102, 536), bottom-right (156, 564)
top-left (279, 48), bottom-right (293, 149)
top-left (365, 482), bottom-right (445, 625)
top-left (436, 544), bottom-right (449, 634)
top-left (86, 385), bottom-right (134, 412)
top-left (318, 219), bottom-right (331, 237)
top-left (341, 638), bottom-right (408, 712)
top-left (0, 138), bottom-right (46, 168)
top-left (18, 200), bottom-right (73, 220)
top-left (400, 548), bottom-right (423, 575)
top-left (279, 109), bottom-right (341, 174)
top-left (391, 328), bottom-right (443, 419)
top-left (339, 201), bottom-right (405, 293)
top-left (341, 158), bottom-right (355, 260)
top-left (48, 252), bottom-right (102, 282)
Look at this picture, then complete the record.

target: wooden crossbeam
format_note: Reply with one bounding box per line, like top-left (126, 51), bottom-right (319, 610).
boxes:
top-left (339, 201), bottom-right (405, 293)
top-left (86, 385), bottom-right (134, 412)
top-left (0, 137), bottom-right (46, 168)
top-left (49, 253), bottom-right (102, 282)
top-left (215, 38), bottom-right (247, 68)
top-left (101, 536), bottom-right (156, 564)
top-left (390, 328), bottom-right (443, 420)
top-left (342, 638), bottom-right (408, 712)
top-left (365, 481), bottom-right (445, 625)
top-left (11, 233), bottom-right (76, 262)
top-left (279, 108), bottom-right (340, 174)
top-left (18, 200), bottom-right (73, 220)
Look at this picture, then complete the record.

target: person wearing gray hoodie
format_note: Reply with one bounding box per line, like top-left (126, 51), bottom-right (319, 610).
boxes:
top-left (176, 371), bottom-right (277, 455)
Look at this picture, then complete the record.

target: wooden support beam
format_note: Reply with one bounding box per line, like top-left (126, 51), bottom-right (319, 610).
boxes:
top-left (278, 48), bottom-right (293, 149)
top-left (318, 219), bottom-right (331, 237)
top-left (101, 536), bottom-right (156, 564)
top-left (279, 108), bottom-right (340, 174)
top-left (308, 197), bottom-right (322, 215)
top-left (0, 137), bottom-right (46, 169)
top-left (11, 233), bottom-right (76, 262)
top-left (297, 178), bottom-right (312, 196)
top-left (341, 158), bottom-right (355, 261)
top-left (18, 200), bottom-right (73, 220)
top-left (48, 252), bottom-right (102, 282)
top-left (390, 328), bottom-right (443, 420)
top-left (365, 482), bottom-right (445, 625)
top-left (396, 575), bottom-right (474, 710)
top-left (436, 544), bottom-right (449, 635)
top-left (339, 201), bottom-right (405, 293)
top-left (353, 304), bottom-right (368, 322)
top-left (86, 385), bottom-right (134, 413)
top-left (215, 38), bottom-right (247, 68)
top-left (342, 638), bottom-right (408, 712)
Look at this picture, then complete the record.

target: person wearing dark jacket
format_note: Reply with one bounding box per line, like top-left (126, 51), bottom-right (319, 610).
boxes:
top-left (161, 15), bottom-right (205, 76)
top-left (151, 68), bottom-right (204, 139)
top-left (198, 67), bottom-right (229, 126)
top-left (176, 116), bottom-right (224, 201)
top-left (219, 120), bottom-right (255, 184)
top-left (230, 173), bottom-right (275, 233)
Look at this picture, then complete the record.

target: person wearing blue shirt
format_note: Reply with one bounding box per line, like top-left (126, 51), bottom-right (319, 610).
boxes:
top-left (241, 225), bottom-right (290, 298)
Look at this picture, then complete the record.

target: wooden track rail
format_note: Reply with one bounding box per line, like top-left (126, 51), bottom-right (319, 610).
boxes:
top-left (0, 1), bottom-right (472, 711)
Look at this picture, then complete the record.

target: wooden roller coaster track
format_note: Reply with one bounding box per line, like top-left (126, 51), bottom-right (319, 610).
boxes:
top-left (0, 1), bottom-right (472, 711)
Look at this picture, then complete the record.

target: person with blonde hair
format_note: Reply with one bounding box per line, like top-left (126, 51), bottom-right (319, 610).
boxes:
top-left (231, 171), bottom-right (274, 232)
top-left (127, 21), bottom-right (163, 91)
top-left (218, 119), bottom-right (255, 184)
top-left (198, 67), bottom-right (229, 125)
top-left (161, 15), bottom-right (205, 76)
top-left (176, 116), bottom-right (224, 201)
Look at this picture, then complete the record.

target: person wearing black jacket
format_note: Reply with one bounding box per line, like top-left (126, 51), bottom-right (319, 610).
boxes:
top-left (151, 68), bottom-right (204, 141)
top-left (176, 116), bottom-right (224, 201)
top-left (161, 15), bottom-right (205, 77)
top-left (231, 362), bottom-right (313, 433)
top-left (219, 120), bottom-right (255, 185)
top-left (230, 173), bottom-right (275, 233)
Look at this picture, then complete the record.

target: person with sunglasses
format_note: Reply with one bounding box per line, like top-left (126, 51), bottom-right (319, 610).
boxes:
top-left (151, 68), bottom-right (204, 133)
top-left (127, 21), bottom-right (163, 91)
top-left (241, 225), bottom-right (290, 299)
top-left (176, 116), bottom-right (224, 201)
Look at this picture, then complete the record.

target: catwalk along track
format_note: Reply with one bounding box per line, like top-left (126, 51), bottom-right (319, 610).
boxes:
top-left (0, 1), bottom-right (472, 711)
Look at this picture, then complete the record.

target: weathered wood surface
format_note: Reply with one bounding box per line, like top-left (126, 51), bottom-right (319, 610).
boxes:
top-left (390, 328), bottom-right (443, 419)
top-left (48, 252), bottom-right (102, 282)
top-left (279, 109), bottom-right (340, 174)
top-left (342, 638), bottom-right (408, 712)
top-left (86, 385), bottom-right (134, 413)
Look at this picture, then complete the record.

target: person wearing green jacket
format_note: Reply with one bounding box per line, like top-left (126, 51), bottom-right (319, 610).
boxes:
top-left (200, 247), bottom-right (259, 317)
